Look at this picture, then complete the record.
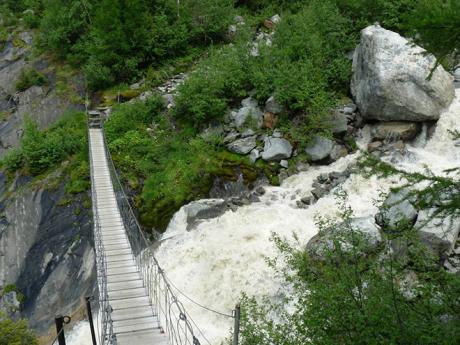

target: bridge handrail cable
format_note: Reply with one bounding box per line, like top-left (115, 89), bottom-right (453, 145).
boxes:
top-left (100, 124), bottom-right (206, 345)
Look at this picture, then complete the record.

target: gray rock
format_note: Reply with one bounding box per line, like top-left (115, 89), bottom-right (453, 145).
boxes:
top-left (261, 137), bottom-right (293, 161)
top-left (368, 141), bottom-right (383, 152)
top-left (330, 111), bottom-right (348, 133)
top-left (272, 129), bottom-right (283, 138)
top-left (270, 14), bottom-right (281, 24)
top-left (311, 187), bottom-right (327, 200)
top-left (234, 15), bottom-right (245, 25)
top-left (454, 67), bottom-right (460, 82)
top-left (265, 96), bottom-right (285, 114)
top-left (301, 195), bottom-right (315, 205)
top-left (241, 128), bottom-right (255, 138)
top-left (224, 131), bottom-right (240, 144)
top-left (376, 190), bottom-right (418, 230)
top-left (330, 145), bottom-right (348, 161)
top-left (307, 217), bottom-right (382, 258)
top-left (280, 159), bottom-right (288, 168)
top-left (415, 209), bottom-right (460, 257)
top-left (351, 25), bottom-right (454, 122)
top-left (230, 97), bottom-right (263, 128)
top-left (249, 149), bottom-right (261, 163)
top-left (371, 122), bottom-right (421, 141)
top-left (343, 104), bottom-right (357, 114)
top-left (304, 135), bottom-right (334, 161)
top-left (227, 136), bottom-right (257, 155)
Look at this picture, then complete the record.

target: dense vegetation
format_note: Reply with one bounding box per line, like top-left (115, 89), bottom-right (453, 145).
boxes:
top-left (240, 187), bottom-right (460, 345)
top-left (0, 111), bottom-right (89, 194)
top-left (0, 313), bottom-right (38, 345)
top-left (104, 97), bottom-right (271, 231)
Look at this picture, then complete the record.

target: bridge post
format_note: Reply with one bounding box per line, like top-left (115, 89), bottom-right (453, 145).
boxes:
top-left (85, 297), bottom-right (98, 345)
top-left (54, 315), bottom-right (66, 345)
top-left (233, 304), bottom-right (241, 345)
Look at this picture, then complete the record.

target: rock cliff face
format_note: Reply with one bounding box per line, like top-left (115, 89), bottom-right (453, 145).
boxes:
top-left (0, 28), bottom-right (94, 335)
top-left (0, 30), bottom-right (84, 158)
top-left (0, 174), bottom-right (95, 334)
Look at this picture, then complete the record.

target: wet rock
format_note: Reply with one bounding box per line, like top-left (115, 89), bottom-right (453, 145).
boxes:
top-left (371, 122), bottom-right (421, 141)
top-left (227, 136), bottom-right (257, 155)
top-left (265, 95), bottom-right (284, 114)
top-left (368, 141), bottom-right (383, 152)
top-left (255, 186), bottom-right (266, 196)
top-left (304, 135), bottom-right (334, 162)
top-left (272, 129), bottom-right (283, 138)
top-left (352, 25), bottom-right (454, 122)
top-left (330, 145), bottom-right (348, 161)
top-left (307, 217), bottom-right (382, 258)
top-left (261, 137), bottom-right (293, 161)
top-left (375, 190), bottom-right (418, 230)
top-left (301, 195), bottom-right (315, 205)
top-left (311, 187), bottom-right (327, 200)
top-left (415, 209), bottom-right (460, 257)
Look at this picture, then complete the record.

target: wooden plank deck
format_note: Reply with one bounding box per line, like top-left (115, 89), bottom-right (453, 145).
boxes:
top-left (89, 128), bottom-right (168, 345)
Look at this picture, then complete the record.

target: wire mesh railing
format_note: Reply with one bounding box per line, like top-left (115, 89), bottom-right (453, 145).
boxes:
top-left (100, 125), bottom-right (204, 345)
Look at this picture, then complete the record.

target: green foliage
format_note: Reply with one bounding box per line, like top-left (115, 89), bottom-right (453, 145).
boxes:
top-left (105, 99), bottom-right (260, 231)
top-left (0, 312), bottom-right (38, 345)
top-left (1, 111), bottom-right (87, 176)
top-left (15, 68), bottom-right (47, 92)
top-left (240, 199), bottom-right (460, 345)
top-left (1, 148), bottom-right (24, 173)
top-left (406, 0), bottom-right (460, 69)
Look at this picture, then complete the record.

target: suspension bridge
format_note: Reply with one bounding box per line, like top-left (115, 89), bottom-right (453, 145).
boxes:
top-left (81, 110), bottom-right (238, 345)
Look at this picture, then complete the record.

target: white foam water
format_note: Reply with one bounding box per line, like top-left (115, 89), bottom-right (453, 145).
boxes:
top-left (155, 90), bottom-right (460, 344)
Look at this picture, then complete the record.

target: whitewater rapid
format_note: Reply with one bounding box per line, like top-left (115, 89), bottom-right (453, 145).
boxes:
top-left (67, 90), bottom-right (460, 345)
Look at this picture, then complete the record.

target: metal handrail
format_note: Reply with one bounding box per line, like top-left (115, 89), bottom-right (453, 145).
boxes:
top-left (100, 123), bottom-right (203, 345)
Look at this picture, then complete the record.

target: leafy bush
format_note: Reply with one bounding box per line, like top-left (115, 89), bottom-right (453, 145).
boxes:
top-left (15, 68), bottom-right (47, 92)
top-left (1, 111), bottom-right (87, 176)
top-left (0, 312), bottom-right (38, 345)
top-left (240, 199), bottom-right (460, 345)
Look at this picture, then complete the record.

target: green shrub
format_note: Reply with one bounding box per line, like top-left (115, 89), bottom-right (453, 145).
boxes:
top-left (1, 148), bottom-right (24, 173)
top-left (15, 68), bottom-right (47, 92)
top-left (0, 312), bottom-right (38, 345)
top-left (240, 200), bottom-right (460, 345)
top-left (5, 111), bottom-right (87, 176)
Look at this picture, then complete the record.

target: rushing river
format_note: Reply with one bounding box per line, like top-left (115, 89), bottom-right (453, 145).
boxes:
top-left (67, 89), bottom-right (460, 345)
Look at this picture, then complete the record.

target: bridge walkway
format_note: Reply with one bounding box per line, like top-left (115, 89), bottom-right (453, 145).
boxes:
top-left (89, 127), bottom-right (169, 345)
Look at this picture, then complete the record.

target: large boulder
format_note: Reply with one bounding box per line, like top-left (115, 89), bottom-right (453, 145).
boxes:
top-left (351, 25), bottom-right (454, 122)
top-left (261, 136), bottom-right (292, 161)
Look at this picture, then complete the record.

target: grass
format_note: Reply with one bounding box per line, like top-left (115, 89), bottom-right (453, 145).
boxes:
top-left (15, 67), bottom-right (47, 92)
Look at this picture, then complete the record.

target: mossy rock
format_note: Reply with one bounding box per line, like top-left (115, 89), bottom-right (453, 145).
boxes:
top-left (101, 88), bottom-right (142, 107)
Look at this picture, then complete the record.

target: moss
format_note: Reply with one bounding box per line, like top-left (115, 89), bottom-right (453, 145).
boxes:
top-left (101, 86), bottom-right (143, 107)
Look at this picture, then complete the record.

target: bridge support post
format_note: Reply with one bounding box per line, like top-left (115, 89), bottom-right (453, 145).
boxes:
top-left (233, 304), bottom-right (241, 345)
top-left (85, 296), bottom-right (98, 345)
top-left (54, 315), bottom-right (66, 345)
